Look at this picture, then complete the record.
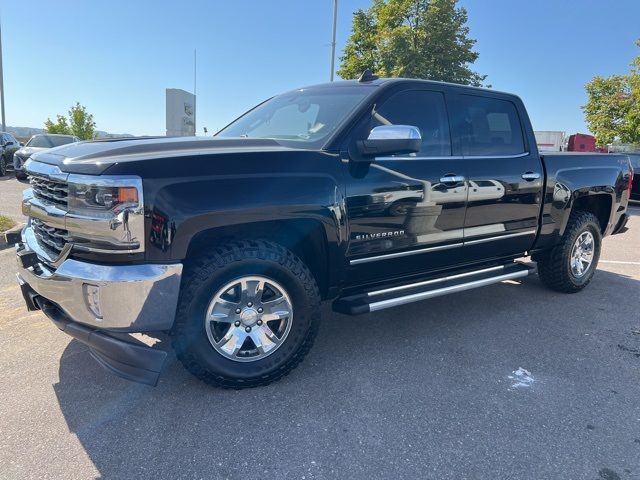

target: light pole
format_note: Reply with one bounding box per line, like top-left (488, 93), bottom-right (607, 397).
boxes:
top-left (0, 21), bottom-right (5, 132)
top-left (330, 0), bottom-right (338, 81)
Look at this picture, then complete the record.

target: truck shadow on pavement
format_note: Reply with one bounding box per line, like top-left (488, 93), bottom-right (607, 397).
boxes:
top-left (52, 268), bottom-right (640, 479)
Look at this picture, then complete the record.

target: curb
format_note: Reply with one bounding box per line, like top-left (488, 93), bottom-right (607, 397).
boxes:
top-left (1, 223), bottom-right (24, 250)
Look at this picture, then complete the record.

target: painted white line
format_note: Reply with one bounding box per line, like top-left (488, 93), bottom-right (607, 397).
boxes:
top-left (600, 260), bottom-right (640, 265)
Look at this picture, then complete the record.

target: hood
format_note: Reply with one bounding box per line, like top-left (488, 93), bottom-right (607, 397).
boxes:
top-left (29, 136), bottom-right (297, 175)
top-left (16, 146), bottom-right (47, 157)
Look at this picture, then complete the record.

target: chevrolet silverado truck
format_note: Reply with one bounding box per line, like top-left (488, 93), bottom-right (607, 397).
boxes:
top-left (12, 72), bottom-right (634, 388)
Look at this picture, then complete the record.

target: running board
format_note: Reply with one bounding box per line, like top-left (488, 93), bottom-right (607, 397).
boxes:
top-left (333, 263), bottom-right (531, 315)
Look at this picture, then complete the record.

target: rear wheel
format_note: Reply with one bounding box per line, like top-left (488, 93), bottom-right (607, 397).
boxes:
top-left (536, 211), bottom-right (602, 293)
top-left (173, 240), bottom-right (321, 388)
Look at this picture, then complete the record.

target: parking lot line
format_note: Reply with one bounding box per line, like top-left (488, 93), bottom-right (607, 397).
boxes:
top-left (599, 260), bottom-right (640, 265)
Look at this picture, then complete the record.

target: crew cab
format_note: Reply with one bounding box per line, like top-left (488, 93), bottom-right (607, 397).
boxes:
top-left (12, 73), bottom-right (633, 388)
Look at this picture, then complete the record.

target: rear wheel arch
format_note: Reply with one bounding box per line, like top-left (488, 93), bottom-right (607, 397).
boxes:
top-left (563, 192), bottom-right (613, 235)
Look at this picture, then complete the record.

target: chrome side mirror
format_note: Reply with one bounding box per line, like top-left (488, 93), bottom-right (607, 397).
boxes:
top-left (355, 125), bottom-right (422, 160)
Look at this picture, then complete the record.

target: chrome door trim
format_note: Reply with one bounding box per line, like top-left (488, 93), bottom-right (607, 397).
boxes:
top-left (464, 152), bottom-right (530, 160)
top-left (463, 230), bottom-right (536, 246)
top-left (349, 242), bottom-right (463, 265)
top-left (368, 265), bottom-right (505, 297)
top-left (376, 152), bottom-right (530, 161)
top-left (349, 230), bottom-right (536, 265)
top-left (368, 269), bottom-right (529, 312)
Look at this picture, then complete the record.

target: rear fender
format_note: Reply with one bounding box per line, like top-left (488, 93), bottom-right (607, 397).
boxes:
top-left (535, 165), bottom-right (623, 251)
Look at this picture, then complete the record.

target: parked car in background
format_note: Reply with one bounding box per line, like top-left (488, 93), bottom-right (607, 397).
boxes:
top-left (629, 153), bottom-right (640, 202)
top-left (0, 132), bottom-right (21, 176)
top-left (13, 134), bottom-right (80, 180)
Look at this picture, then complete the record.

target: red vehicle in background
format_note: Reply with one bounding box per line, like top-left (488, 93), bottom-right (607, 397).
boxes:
top-left (567, 133), bottom-right (607, 153)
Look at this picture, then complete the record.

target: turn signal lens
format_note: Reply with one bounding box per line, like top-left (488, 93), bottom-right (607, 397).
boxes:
top-left (116, 187), bottom-right (139, 204)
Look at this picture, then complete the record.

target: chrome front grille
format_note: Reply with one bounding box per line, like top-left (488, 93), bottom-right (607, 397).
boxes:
top-left (30, 174), bottom-right (69, 208)
top-left (31, 218), bottom-right (70, 257)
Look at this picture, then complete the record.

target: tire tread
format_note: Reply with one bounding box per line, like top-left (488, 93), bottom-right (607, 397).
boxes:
top-left (537, 210), bottom-right (601, 293)
top-left (172, 240), bottom-right (320, 389)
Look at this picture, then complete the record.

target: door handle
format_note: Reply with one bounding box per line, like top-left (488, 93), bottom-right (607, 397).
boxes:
top-left (439, 174), bottom-right (465, 184)
top-left (522, 172), bottom-right (540, 181)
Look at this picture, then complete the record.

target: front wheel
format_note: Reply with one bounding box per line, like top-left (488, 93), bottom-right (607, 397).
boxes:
top-left (536, 211), bottom-right (602, 293)
top-left (0, 156), bottom-right (6, 176)
top-left (173, 240), bottom-right (321, 389)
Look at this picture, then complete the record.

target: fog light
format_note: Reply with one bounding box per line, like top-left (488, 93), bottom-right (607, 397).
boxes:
top-left (83, 283), bottom-right (102, 319)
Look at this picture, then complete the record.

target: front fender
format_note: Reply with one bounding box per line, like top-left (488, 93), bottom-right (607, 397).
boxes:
top-left (144, 173), bottom-right (346, 264)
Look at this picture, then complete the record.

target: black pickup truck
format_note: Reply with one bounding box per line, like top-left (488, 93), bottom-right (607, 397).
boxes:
top-left (13, 74), bottom-right (633, 388)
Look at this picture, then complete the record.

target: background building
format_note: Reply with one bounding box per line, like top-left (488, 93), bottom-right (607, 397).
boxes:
top-left (166, 88), bottom-right (195, 136)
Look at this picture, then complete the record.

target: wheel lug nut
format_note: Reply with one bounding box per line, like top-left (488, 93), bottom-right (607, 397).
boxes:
top-left (235, 308), bottom-right (241, 314)
top-left (257, 307), bottom-right (263, 313)
top-left (257, 320), bottom-right (263, 326)
top-left (234, 321), bottom-right (241, 327)
top-left (245, 326), bottom-right (251, 333)
top-left (247, 302), bottom-right (253, 307)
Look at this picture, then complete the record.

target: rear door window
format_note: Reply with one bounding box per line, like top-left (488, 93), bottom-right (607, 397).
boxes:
top-left (451, 95), bottom-right (525, 156)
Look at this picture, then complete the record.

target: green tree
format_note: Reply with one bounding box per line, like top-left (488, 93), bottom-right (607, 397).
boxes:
top-left (44, 103), bottom-right (96, 140)
top-left (583, 40), bottom-right (640, 146)
top-left (44, 115), bottom-right (71, 135)
top-left (337, 0), bottom-right (486, 86)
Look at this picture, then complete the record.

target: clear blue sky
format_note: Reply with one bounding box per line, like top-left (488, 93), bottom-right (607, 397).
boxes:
top-left (2, 0), bottom-right (639, 136)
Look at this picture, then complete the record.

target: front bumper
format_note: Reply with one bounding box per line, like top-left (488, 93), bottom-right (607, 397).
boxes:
top-left (16, 226), bottom-right (182, 331)
top-left (13, 154), bottom-right (27, 172)
top-left (15, 226), bottom-right (183, 385)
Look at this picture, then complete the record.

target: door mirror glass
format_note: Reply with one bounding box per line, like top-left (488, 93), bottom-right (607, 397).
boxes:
top-left (356, 125), bottom-right (422, 160)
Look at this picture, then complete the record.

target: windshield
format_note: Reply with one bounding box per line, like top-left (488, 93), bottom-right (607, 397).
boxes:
top-left (27, 135), bottom-right (75, 148)
top-left (216, 86), bottom-right (375, 148)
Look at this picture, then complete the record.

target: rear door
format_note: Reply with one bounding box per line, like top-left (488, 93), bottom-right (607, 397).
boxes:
top-left (449, 93), bottom-right (543, 259)
top-left (345, 87), bottom-right (468, 283)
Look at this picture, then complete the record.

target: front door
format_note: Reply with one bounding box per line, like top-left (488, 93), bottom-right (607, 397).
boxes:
top-left (449, 93), bottom-right (544, 259)
top-left (344, 88), bottom-right (468, 284)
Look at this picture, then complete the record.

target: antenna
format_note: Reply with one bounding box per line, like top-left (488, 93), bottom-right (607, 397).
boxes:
top-left (358, 69), bottom-right (379, 83)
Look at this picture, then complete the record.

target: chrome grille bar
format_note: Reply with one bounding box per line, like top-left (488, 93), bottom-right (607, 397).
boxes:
top-left (29, 174), bottom-right (69, 208)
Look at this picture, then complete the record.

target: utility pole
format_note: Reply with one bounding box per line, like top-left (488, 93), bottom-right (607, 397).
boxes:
top-left (193, 49), bottom-right (197, 136)
top-left (0, 21), bottom-right (6, 132)
top-left (330, 0), bottom-right (338, 82)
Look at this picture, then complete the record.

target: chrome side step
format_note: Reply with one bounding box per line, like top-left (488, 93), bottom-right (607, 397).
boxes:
top-left (333, 263), bottom-right (531, 315)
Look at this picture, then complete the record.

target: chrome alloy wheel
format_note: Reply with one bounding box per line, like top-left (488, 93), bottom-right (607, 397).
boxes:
top-left (570, 231), bottom-right (595, 278)
top-left (204, 276), bottom-right (293, 362)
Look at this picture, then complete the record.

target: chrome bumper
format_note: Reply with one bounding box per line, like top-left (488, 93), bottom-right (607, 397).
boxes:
top-left (16, 226), bottom-right (183, 332)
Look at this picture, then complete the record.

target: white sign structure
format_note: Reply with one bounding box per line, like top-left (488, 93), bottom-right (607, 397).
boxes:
top-left (166, 88), bottom-right (195, 136)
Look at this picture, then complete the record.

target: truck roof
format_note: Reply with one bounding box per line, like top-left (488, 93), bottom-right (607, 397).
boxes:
top-left (300, 77), bottom-right (513, 97)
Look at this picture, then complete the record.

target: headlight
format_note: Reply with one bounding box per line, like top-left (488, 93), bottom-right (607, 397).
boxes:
top-left (64, 175), bottom-right (145, 253)
top-left (68, 183), bottom-right (140, 212)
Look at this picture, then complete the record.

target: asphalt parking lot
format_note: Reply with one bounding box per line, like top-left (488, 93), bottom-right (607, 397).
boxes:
top-left (0, 176), bottom-right (639, 480)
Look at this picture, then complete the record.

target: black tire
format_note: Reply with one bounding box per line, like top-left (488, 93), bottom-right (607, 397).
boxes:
top-left (536, 211), bottom-right (602, 293)
top-left (0, 156), bottom-right (6, 177)
top-left (15, 172), bottom-right (27, 181)
top-left (173, 240), bottom-right (321, 389)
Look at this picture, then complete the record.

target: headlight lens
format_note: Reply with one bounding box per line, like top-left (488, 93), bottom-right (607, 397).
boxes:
top-left (68, 184), bottom-right (140, 211)
top-left (64, 175), bottom-right (144, 252)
